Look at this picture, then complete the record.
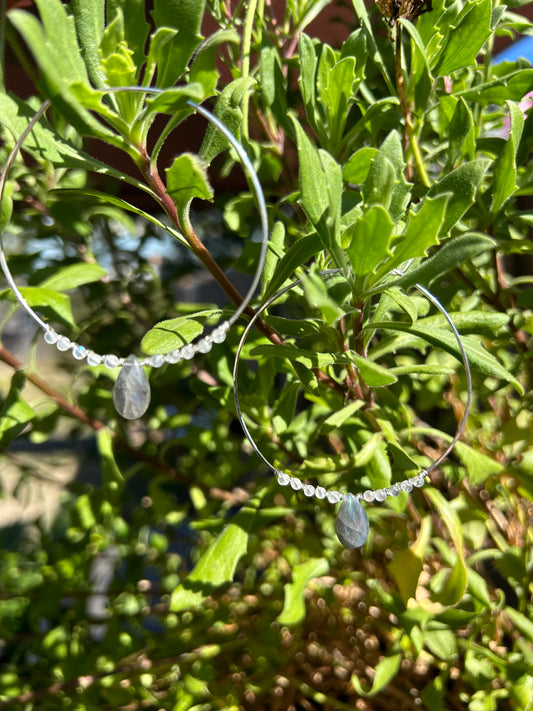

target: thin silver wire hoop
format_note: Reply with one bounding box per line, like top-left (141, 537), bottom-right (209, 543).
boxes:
top-left (233, 269), bottom-right (472, 503)
top-left (0, 90), bottom-right (269, 368)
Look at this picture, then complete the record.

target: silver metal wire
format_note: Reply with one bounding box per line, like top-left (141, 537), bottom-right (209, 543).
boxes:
top-left (232, 270), bottom-right (472, 502)
top-left (0, 90), bottom-right (269, 366)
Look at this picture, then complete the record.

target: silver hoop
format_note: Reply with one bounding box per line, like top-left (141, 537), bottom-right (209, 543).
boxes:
top-left (233, 270), bottom-right (472, 548)
top-left (0, 90), bottom-right (269, 419)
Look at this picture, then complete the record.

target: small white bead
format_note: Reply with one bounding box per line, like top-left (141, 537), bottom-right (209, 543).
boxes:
top-left (211, 325), bottom-right (228, 344)
top-left (277, 471), bottom-right (290, 486)
top-left (103, 354), bottom-right (120, 368)
top-left (56, 336), bottom-right (71, 351)
top-left (389, 483), bottom-right (401, 497)
top-left (181, 344), bottom-right (195, 360)
top-left (374, 489), bottom-right (387, 502)
top-left (72, 344), bottom-right (87, 360)
top-left (166, 350), bottom-right (181, 364)
top-left (303, 484), bottom-right (315, 497)
top-left (149, 354), bottom-right (165, 368)
top-left (401, 479), bottom-right (414, 493)
top-left (196, 337), bottom-right (213, 354)
top-left (314, 486), bottom-right (327, 499)
top-left (363, 490), bottom-right (376, 503)
top-left (414, 473), bottom-right (427, 488)
top-left (290, 477), bottom-right (303, 490)
top-left (86, 351), bottom-right (102, 367)
top-left (44, 328), bottom-right (59, 345)
top-left (327, 490), bottom-right (341, 504)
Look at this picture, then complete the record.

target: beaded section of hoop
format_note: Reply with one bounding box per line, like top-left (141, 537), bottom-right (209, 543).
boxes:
top-left (43, 321), bottom-right (230, 369)
top-left (275, 469), bottom-right (428, 505)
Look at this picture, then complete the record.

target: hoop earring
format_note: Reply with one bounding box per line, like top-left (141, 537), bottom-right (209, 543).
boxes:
top-left (233, 270), bottom-right (472, 549)
top-left (0, 92), bottom-right (269, 419)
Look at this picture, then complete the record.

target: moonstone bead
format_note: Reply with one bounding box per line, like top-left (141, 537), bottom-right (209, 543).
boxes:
top-left (44, 329), bottom-right (59, 345)
top-left (112, 355), bottom-right (151, 419)
top-left (335, 493), bottom-right (370, 548)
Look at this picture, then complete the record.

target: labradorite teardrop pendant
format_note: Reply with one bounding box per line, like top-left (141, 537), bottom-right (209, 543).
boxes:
top-left (335, 494), bottom-right (370, 548)
top-left (112, 355), bottom-right (151, 419)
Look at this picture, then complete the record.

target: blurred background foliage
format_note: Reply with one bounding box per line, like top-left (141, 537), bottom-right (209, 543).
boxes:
top-left (0, 0), bottom-right (532, 709)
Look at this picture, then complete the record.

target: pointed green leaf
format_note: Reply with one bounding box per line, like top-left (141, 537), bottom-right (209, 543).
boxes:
top-left (344, 205), bottom-right (393, 276)
top-left (435, 0), bottom-right (492, 75)
top-left (454, 442), bottom-right (504, 485)
top-left (428, 160), bottom-right (490, 235)
top-left (346, 352), bottom-right (397, 386)
top-left (368, 322), bottom-right (523, 393)
top-left (166, 153), bottom-right (214, 219)
top-left (0, 372), bottom-right (35, 448)
top-left (277, 558), bottom-right (329, 626)
top-left (0, 287), bottom-right (74, 328)
top-left (382, 194), bottom-right (449, 276)
top-left (367, 233), bottom-right (495, 296)
top-left (272, 382), bottom-right (300, 436)
top-left (141, 310), bottom-right (222, 355)
top-left (352, 654), bottom-right (402, 697)
top-left (170, 502), bottom-right (257, 611)
top-left (34, 0), bottom-right (89, 84)
top-left (491, 101), bottom-right (525, 214)
top-left (38, 263), bottom-right (106, 291)
top-left (150, 0), bottom-right (206, 86)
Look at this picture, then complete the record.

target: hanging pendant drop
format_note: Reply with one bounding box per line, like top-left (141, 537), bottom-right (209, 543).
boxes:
top-left (112, 355), bottom-right (151, 419)
top-left (335, 494), bottom-right (369, 548)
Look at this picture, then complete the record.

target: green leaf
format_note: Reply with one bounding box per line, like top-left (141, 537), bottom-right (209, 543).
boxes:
top-left (433, 556), bottom-right (468, 607)
top-left (272, 382), bottom-right (300, 436)
top-left (8, 9), bottom-right (113, 140)
top-left (382, 194), bottom-right (449, 277)
top-left (351, 653), bottom-right (402, 697)
top-left (141, 311), bottom-right (222, 355)
top-left (346, 352), bottom-right (397, 387)
top-left (318, 56), bottom-right (359, 152)
top-left (424, 628), bottom-right (458, 659)
top-left (107, 0), bottom-right (150, 69)
top-left (0, 287), bottom-right (74, 328)
top-left (301, 270), bottom-right (346, 326)
top-left (190, 29), bottom-right (240, 98)
top-left (170, 503), bottom-right (257, 611)
top-left (97, 428), bottom-right (124, 494)
top-left (34, 0), bottom-right (89, 85)
top-left (362, 152), bottom-right (396, 210)
top-left (343, 147), bottom-right (377, 184)
top-left (199, 77), bottom-right (255, 164)
top-left (491, 101), bottom-right (525, 214)
top-left (150, 0), bottom-right (206, 86)
top-left (435, 0), bottom-right (492, 76)
top-left (261, 221), bottom-right (286, 299)
top-left (52, 188), bottom-right (188, 247)
top-left (298, 34), bottom-right (318, 130)
top-left (165, 153), bottom-right (214, 219)
top-left (321, 401), bottom-right (364, 433)
top-left (454, 442), bottom-right (504, 485)
top-left (428, 160), bottom-right (490, 235)
top-left (38, 263), bottom-right (106, 291)
top-left (0, 372), bottom-right (35, 449)
top-left (250, 343), bottom-right (342, 370)
top-left (263, 233), bottom-right (323, 298)
top-left (368, 233), bottom-right (495, 296)
top-left (448, 97), bottom-right (476, 166)
top-left (344, 205), bottom-right (393, 276)
top-left (368, 321), bottom-right (523, 393)
top-left (71, 0), bottom-right (106, 87)
top-left (277, 558), bottom-right (329, 626)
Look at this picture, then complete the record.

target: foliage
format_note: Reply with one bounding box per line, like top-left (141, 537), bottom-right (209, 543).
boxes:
top-left (0, 0), bottom-right (532, 709)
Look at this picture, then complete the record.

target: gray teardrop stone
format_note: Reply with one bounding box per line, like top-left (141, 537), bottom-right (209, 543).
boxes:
top-left (335, 494), bottom-right (369, 548)
top-left (112, 355), bottom-right (151, 419)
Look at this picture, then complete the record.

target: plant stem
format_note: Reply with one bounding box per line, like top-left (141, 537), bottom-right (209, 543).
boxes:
top-left (241, 0), bottom-right (259, 141)
top-left (395, 26), bottom-right (430, 188)
top-left (138, 153), bottom-right (279, 342)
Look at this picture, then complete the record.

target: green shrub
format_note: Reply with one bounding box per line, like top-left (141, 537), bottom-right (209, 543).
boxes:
top-left (0, 1), bottom-right (532, 709)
